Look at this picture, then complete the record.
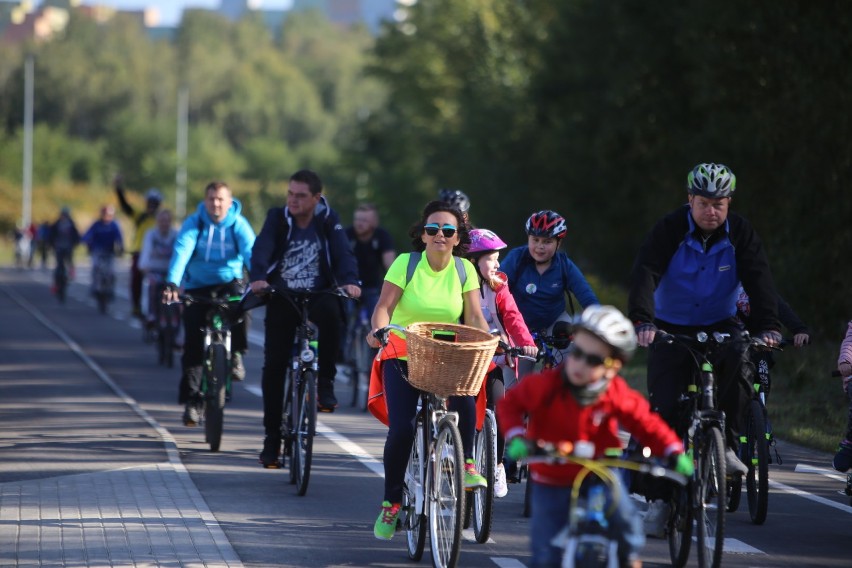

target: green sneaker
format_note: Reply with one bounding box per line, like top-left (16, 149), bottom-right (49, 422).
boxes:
top-left (373, 501), bottom-right (401, 540)
top-left (464, 459), bottom-right (487, 489)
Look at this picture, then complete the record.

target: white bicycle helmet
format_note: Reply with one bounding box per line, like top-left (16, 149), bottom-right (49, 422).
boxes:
top-left (572, 305), bottom-right (637, 362)
top-left (687, 163), bottom-right (736, 198)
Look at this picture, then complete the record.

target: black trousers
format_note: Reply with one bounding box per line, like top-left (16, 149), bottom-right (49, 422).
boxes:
top-left (261, 292), bottom-right (344, 438)
top-left (643, 319), bottom-right (752, 501)
top-left (181, 280), bottom-right (248, 399)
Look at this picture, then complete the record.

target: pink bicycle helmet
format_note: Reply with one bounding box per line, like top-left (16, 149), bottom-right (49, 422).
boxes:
top-left (468, 228), bottom-right (508, 255)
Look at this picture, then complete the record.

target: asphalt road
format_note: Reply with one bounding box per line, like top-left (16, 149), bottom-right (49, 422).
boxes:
top-left (1, 264), bottom-right (850, 567)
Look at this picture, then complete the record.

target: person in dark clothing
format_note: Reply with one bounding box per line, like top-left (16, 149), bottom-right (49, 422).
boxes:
top-left (627, 162), bottom-right (783, 538)
top-left (48, 207), bottom-right (81, 278)
top-left (249, 169), bottom-right (361, 468)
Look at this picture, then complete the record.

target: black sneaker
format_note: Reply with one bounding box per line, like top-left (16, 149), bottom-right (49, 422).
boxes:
top-left (318, 386), bottom-right (338, 413)
top-left (259, 436), bottom-right (281, 469)
top-left (231, 351), bottom-right (245, 381)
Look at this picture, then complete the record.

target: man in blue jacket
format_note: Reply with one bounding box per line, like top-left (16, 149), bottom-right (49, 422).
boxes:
top-left (628, 162), bottom-right (782, 537)
top-left (164, 181), bottom-right (256, 426)
top-left (249, 169), bottom-right (360, 468)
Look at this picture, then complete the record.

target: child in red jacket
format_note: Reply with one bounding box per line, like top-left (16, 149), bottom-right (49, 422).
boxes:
top-left (497, 305), bottom-right (692, 568)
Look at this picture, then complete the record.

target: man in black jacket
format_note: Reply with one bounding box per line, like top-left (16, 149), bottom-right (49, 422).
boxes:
top-left (627, 162), bottom-right (782, 537)
top-left (249, 169), bottom-right (361, 468)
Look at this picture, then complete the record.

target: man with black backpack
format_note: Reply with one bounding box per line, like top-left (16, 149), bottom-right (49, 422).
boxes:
top-left (249, 169), bottom-right (361, 468)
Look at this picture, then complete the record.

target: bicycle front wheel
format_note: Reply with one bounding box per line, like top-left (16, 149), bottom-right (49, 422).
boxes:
top-left (745, 399), bottom-right (769, 524)
top-left (470, 413), bottom-right (496, 543)
top-left (204, 343), bottom-right (228, 452)
top-left (404, 422), bottom-right (427, 560)
top-left (695, 425), bottom-right (725, 568)
top-left (429, 419), bottom-right (464, 568)
top-left (291, 369), bottom-right (317, 496)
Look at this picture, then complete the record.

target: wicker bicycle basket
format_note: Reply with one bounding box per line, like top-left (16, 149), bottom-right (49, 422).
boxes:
top-left (405, 322), bottom-right (499, 397)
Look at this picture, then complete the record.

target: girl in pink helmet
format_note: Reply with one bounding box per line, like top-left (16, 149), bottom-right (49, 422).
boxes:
top-left (466, 228), bottom-right (538, 498)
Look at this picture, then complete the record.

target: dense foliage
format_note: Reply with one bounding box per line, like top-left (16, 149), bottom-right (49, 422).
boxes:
top-left (1, 1), bottom-right (850, 337)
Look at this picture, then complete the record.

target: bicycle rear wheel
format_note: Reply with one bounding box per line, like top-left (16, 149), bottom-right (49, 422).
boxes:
top-left (291, 369), bottom-right (317, 496)
top-left (470, 412), bottom-right (496, 543)
top-left (429, 418), bottom-right (464, 568)
top-left (695, 425), bottom-right (725, 568)
top-left (404, 422), bottom-right (427, 560)
top-left (745, 399), bottom-right (769, 524)
top-left (204, 343), bottom-right (228, 452)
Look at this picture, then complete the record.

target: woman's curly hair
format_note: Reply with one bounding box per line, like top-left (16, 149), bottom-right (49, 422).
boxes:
top-left (408, 200), bottom-right (472, 255)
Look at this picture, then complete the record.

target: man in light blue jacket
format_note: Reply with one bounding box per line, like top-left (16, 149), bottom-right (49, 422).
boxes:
top-left (165, 181), bottom-right (256, 426)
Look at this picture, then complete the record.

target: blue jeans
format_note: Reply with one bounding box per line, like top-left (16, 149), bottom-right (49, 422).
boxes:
top-left (529, 478), bottom-right (644, 567)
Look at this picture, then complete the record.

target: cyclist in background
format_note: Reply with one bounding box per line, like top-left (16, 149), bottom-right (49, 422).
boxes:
top-left (439, 188), bottom-right (471, 224)
top-left (163, 182), bottom-right (256, 426)
top-left (366, 200), bottom-right (489, 540)
top-left (344, 203), bottom-right (396, 355)
top-left (628, 162), bottom-right (782, 537)
top-left (499, 305), bottom-right (693, 568)
top-left (465, 228), bottom-right (537, 498)
top-left (82, 205), bottom-right (124, 294)
top-left (115, 176), bottom-right (163, 319)
top-left (735, 284), bottom-right (810, 402)
top-left (48, 206), bottom-right (81, 280)
top-left (249, 169), bottom-right (360, 467)
top-left (502, 209), bottom-right (600, 376)
top-left (139, 209), bottom-right (177, 331)
top-left (834, 321), bottom-right (852, 472)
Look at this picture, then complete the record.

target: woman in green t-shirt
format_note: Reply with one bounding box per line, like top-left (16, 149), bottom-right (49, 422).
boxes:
top-left (367, 200), bottom-right (491, 540)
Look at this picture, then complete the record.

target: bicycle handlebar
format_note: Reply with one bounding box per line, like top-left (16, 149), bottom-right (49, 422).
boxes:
top-left (522, 440), bottom-right (688, 486)
top-left (497, 340), bottom-right (538, 362)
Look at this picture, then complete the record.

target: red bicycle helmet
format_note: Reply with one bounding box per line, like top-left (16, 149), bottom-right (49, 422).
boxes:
top-left (525, 210), bottom-right (567, 239)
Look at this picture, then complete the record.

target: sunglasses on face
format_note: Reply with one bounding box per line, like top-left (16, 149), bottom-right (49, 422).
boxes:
top-left (423, 223), bottom-right (457, 238)
top-left (567, 344), bottom-right (613, 368)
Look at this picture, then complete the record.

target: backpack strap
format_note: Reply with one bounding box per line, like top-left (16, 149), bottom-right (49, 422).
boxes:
top-left (405, 252), bottom-right (467, 288)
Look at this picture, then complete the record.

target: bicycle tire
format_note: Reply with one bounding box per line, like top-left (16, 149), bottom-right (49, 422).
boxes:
top-left (204, 343), bottom-right (228, 452)
top-left (55, 267), bottom-right (67, 304)
top-left (746, 399), bottom-right (769, 524)
top-left (667, 476), bottom-right (694, 568)
top-left (429, 418), bottom-right (464, 568)
top-left (353, 329), bottom-right (372, 411)
top-left (471, 412), bottom-right (496, 543)
top-left (522, 466), bottom-right (533, 518)
top-left (405, 421), bottom-right (427, 560)
top-left (695, 425), bottom-right (725, 568)
top-left (291, 369), bottom-right (317, 496)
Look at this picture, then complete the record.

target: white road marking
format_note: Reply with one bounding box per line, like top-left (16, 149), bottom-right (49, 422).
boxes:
top-left (491, 558), bottom-right (527, 567)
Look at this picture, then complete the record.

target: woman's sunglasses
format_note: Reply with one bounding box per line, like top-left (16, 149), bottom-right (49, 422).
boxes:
top-left (423, 223), bottom-right (457, 238)
top-left (567, 344), bottom-right (613, 368)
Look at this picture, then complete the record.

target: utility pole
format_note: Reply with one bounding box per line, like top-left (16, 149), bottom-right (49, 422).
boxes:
top-left (176, 85), bottom-right (189, 219)
top-left (21, 54), bottom-right (34, 229)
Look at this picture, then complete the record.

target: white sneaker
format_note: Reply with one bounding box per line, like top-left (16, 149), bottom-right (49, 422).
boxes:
top-left (494, 463), bottom-right (508, 498)
top-left (725, 448), bottom-right (748, 476)
top-left (643, 500), bottom-right (670, 539)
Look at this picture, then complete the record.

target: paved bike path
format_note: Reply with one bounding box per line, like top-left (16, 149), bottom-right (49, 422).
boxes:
top-left (0, 268), bottom-right (243, 567)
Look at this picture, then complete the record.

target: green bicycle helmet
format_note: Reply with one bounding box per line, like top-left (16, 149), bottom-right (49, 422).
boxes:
top-left (687, 163), bottom-right (736, 198)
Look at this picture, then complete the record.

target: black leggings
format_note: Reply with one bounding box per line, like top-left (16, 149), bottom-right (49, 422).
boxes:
top-left (381, 358), bottom-right (476, 503)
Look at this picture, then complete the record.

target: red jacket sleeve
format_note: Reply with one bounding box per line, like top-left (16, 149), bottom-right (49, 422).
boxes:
top-left (495, 283), bottom-right (536, 346)
top-left (608, 378), bottom-right (683, 456)
top-left (497, 368), bottom-right (558, 440)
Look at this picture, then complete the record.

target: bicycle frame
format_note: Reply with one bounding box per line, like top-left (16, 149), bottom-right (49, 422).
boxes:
top-left (659, 331), bottom-right (731, 568)
top-left (525, 441), bottom-right (687, 567)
